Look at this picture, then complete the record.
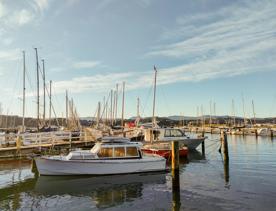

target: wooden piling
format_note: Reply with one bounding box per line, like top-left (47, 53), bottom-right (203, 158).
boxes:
top-left (221, 131), bottom-right (229, 161)
top-left (271, 129), bottom-right (274, 139)
top-left (171, 141), bottom-right (179, 170)
top-left (201, 131), bottom-right (205, 155)
top-left (172, 168), bottom-right (181, 211)
top-left (254, 129), bottom-right (258, 138)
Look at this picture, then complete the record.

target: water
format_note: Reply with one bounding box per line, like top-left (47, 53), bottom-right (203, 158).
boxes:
top-left (1, 134), bottom-right (276, 211)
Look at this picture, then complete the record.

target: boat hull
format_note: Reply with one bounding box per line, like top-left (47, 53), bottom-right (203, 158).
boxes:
top-left (142, 147), bottom-right (188, 159)
top-left (35, 156), bottom-right (166, 176)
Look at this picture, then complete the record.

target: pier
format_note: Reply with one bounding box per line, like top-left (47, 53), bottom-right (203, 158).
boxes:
top-left (0, 129), bottom-right (100, 159)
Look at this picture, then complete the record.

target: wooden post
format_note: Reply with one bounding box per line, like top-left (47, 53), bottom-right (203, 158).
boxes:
top-left (224, 153), bottom-right (230, 185)
top-left (38, 133), bottom-right (41, 152)
top-left (271, 129), bottom-right (274, 139)
top-left (69, 132), bottom-right (72, 150)
top-left (171, 141), bottom-right (179, 170)
top-left (172, 168), bottom-right (181, 211)
top-left (201, 131), bottom-right (205, 155)
top-left (255, 129), bottom-right (258, 138)
top-left (221, 131), bottom-right (229, 161)
top-left (220, 131), bottom-right (230, 185)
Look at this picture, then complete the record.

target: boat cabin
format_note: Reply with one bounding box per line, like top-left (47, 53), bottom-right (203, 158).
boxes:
top-left (66, 137), bottom-right (142, 160)
top-left (144, 128), bottom-right (186, 142)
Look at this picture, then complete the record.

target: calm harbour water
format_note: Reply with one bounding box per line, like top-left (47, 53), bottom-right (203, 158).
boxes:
top-left (0, 134), bottom-right (276, 211)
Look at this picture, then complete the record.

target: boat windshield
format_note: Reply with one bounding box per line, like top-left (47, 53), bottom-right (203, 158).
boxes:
top-left (97, 146), bottom-right (139, 158)
top-left (164, 129), bottom-right (184, 137)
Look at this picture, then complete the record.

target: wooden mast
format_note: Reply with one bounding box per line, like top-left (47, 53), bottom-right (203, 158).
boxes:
top-left (22, 51), bottom-right (26, 132)
top-left (34, 48), bottom-right (40, 131)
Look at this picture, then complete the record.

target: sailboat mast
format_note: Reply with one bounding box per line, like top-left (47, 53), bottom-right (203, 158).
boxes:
top-left (252, 100), bottom-right (256, 125)
top-left (137, 97), bottom-right (140, 118)
top-left (121, 82), bottom-right (125, 128)
top-left (110, 89), bottom-right (113, 125)
top-left (34, 48), bottom-right (40, 131)
top-left (201, 105), bottom-right (204, 129)
top-left (115, 83), bottom-right (118, 124)
top-left (209, 100), bottom-right (212, 127)
top-left (22, 51), bottom-right (26, 132)
top-left (96, 101), bottom-right (101, 127)
top-left (232, 99), bottom-right (236, 126)
top-left (49, 80), bottom-right (52, 127)
top-left (242, 94), bottom-right (246, 126)
top-left (152, 66), bottom-right (157, 128)
top-left (66, 90), bottom-right (68, 126)
top-left (42, 59), bottom-right (46, 125)
top-left (196, 106), bottom-right (199, 126)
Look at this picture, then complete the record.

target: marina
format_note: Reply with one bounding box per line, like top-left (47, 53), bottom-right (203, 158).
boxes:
top-left (1, 0), bottom-right (276, 210)
top-left (1, 134), bottom-right (275, 210)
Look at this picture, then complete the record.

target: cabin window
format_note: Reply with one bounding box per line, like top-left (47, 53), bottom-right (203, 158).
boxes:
top-left (98, 148), bottom-right (113, 158)
top-left (164, 129), bottom-right (171, 137)
top-left (170, 129), bottom-right (183, 137)
top-left (126, 147), bottom-right (138, 157)
top-left (114, 147), bottom-right (125, 157)
top-left (153, 130), bottom-right (160, 140)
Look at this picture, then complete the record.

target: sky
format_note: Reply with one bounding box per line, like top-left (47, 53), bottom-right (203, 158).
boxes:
top-left (0, 0), bottom-right (276, 119)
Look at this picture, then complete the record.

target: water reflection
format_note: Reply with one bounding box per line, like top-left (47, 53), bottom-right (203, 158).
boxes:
top-left (35, 173), bottom-right (166, 209)
top-left (172, 170), bottom-right (181, 211)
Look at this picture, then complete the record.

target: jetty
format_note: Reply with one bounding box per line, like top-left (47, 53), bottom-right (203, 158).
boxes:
top-left (0, 128), bottom-right (101, 159)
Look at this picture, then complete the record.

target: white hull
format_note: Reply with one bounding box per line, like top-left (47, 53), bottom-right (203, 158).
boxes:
top-left (35, 156), bottom-right (166, 176)
top-left (154, 138), bottom-right (204, 150)
top-left (180, 138), bottom-right (204, 150)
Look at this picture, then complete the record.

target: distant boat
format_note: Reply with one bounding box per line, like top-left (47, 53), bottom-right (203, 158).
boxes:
top-left (35, 136), bottom-right (166, 175)
top-left (143, 128), bottom-right (205, 150)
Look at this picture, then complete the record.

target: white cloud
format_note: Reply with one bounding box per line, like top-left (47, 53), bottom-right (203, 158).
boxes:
top-left (31, 0), bottom-right (49, 13)
top-left (73, 61), bottom-right (101, 69)
top-left (0, 0), bottom-right (49, 29)
top-left (0, 2), bottom-right (6, 18)
top-left (2, 38), bottom-right (13, 45)
top-left (23, 72), bottom-right (134, 97)
top-left (10, 9), bottom-right (34, 26)
top-left (0, 48), bottom-right (20, 61)
top-left (146, 0), bottom-right (276, 81)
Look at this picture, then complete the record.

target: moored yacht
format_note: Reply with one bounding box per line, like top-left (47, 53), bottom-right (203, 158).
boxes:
top-left (143, 128), bottom-right (205, 150)
top-left (35, 137), bottom-right (166, 176)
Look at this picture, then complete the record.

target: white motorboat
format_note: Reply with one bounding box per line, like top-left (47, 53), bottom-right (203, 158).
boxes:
top-left (35, 137), bottom-right (166, 176)
top-left (143, 128), bottom-right (205, 150)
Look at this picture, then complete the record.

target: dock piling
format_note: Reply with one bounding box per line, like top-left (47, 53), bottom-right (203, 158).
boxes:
top-left (220, 131), bottom-right (229, 161)
top-left (201, 131), bottom-right (205, 155)
top-left (172, 168), bottom-right (181, 211)
top-left (171, 141), bottom-right (179, 170)
top-left (171, 140), bottom-right (181, 210)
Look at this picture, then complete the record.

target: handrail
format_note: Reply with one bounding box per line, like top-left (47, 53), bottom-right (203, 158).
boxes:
top-left (0, 131), bottom-right (96, 148)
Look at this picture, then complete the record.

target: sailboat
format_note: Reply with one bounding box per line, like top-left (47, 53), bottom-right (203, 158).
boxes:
top-left (141, 66), bottom-right (203, 158)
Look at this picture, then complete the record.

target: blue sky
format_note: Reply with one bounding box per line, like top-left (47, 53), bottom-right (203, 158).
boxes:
top-left (0, 0), bottom-right (276, 118)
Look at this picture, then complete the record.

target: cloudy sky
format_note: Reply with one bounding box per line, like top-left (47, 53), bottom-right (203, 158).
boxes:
top-left (0, 0), bottom-right (276, 119)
